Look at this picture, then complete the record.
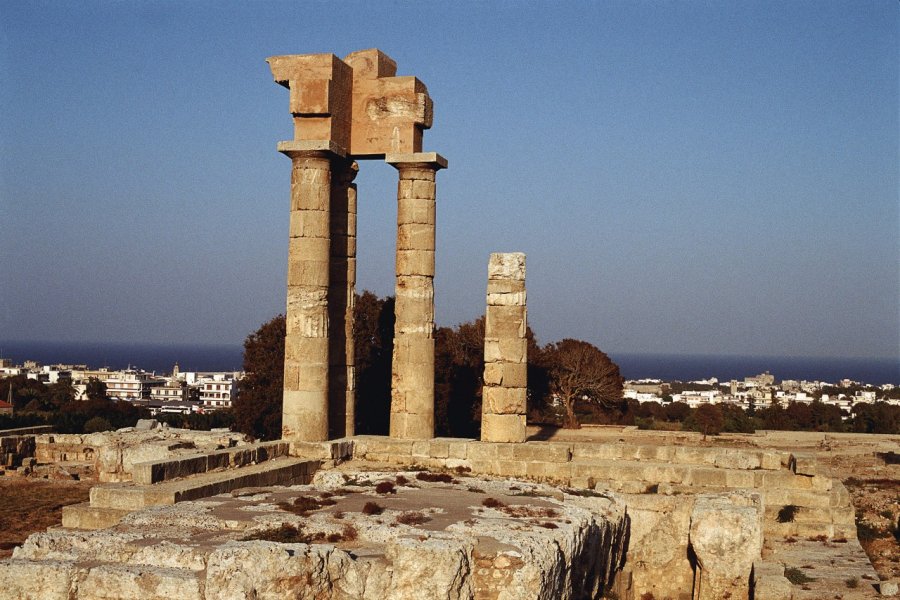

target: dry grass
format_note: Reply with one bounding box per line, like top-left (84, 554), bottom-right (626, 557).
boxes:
top-left (0, 478), bottom-right (91, 558)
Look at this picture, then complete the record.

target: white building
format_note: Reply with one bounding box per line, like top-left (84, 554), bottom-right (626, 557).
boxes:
top-left (198, 373), bottom-right (240, 410)
top-left (104, 369), bottom-right (164, 401)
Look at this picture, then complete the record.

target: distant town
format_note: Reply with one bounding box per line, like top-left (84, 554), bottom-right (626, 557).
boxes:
top-left (2, 357), bottom-right (897, 423)
top-left (0, 358), bottom-right (240, 416)
top-left (624, 371), bottom-right (900, 418)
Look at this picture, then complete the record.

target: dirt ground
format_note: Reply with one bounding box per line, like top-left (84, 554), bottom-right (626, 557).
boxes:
top-left (0, 477), bottom-right (91, 559)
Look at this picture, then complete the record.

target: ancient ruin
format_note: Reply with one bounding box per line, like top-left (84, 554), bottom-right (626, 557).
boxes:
top-left (481, 253), bottom-right (528, 443)
top-left (268, 49), bottom-right (445, 442)
top-left (0, 48), bottom-right (897, 600)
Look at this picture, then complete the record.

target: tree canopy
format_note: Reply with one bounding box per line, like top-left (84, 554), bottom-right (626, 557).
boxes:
top-left (538, 339), bottom-right (624, 429)
top-left (233, 314), bottom-right (285, 440)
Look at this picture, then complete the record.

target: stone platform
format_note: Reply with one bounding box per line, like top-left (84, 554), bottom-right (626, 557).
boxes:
top-left (2, 470), bottom-right (627, 600)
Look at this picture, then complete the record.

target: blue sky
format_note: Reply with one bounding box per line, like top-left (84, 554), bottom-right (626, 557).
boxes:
top-left (1, 1), bottom-right (897, 360)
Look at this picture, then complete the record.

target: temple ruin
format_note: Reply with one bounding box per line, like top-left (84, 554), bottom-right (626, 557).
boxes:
top-left (268, 49), bottom-right (450, 442)
top-left (0, 48), bottom-right (895, 600)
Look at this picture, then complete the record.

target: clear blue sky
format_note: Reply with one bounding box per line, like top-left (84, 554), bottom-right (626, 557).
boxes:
top-left (1, 1), bottom-right (897, 360)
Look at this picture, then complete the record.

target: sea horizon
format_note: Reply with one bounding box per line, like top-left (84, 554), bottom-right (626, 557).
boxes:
top-left (0, 340), bottom-right (897, 386)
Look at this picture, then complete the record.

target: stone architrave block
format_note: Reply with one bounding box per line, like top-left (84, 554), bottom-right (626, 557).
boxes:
top-left (268, 53), bottom-right (352, 151)
top-left (341, 50), bottom-right (433, 157)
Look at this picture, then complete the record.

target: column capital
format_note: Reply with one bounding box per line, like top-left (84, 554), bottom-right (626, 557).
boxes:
top-left (385, 152), bottom-right (448, 171)
top-left (278, 140), bottom-right (347, 159)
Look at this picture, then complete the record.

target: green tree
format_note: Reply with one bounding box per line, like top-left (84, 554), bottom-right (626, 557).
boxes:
top-left (353, 292), bottom-right (394, 435)
top-left (539, 339), bottom-right (623, 429)
top-left (85, 377), bottom-right (108, 401)
top-left (83, 416), bottom-right (112, 433)
top-left (685, 403), bottom-right (724, 439)
top-left (233, 314), bottom-right (285, 440)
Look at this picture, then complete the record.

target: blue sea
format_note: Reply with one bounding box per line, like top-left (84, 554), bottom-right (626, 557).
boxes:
top-left (0, 340), bottom-right (897, 385)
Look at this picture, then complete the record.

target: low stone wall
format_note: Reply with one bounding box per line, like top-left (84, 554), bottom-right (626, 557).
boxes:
top-left (35, 428), bottom-right (250, 482)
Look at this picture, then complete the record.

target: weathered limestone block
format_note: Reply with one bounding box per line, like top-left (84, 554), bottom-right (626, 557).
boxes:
top-left (689, 492), bottom-right (763, 600)
top-left (267, 54), bottom-right (353, 152)
top-left (621, 494), bottom-right (696, 597)
top-left (752, 561), bottom-right (794, 600)
top-left (79, 564), bottom-right (203, 600)
top-left (481, 252), bottom-right (527, 443)
top-left (0, 558), bottom-right (82, 600)
top-left (345, 49), bottom-right (432, 157)
top-left (205, 541), bottom-right (347, 599)
top-left (384, 537), bottom-right (473, 599)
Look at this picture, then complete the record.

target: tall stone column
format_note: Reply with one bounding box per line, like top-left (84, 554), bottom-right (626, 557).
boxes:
top-left (481, 252), bottom-right (528, 442)
top-left (279, 141), bottom-right (344, 442)
top-left (386, 152), bottom-right (447, 439)
top-left (328, 160), bottom-right (358, 439)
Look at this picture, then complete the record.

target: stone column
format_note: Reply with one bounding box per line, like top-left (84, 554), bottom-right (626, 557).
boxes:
top-left (386, 152), bottom-right (447, 439)
top-left (279, 141), bottom-right (344, 442)
top-left (328, 160), bottom-right (358, 439)
top-left (481, 252), bottom-right (528, 442)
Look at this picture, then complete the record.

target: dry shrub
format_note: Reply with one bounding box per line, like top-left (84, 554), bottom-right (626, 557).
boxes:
top-left (416, 472), bottom-right (453, 483)
top-left (362, 502), bottom-right (384, 516)
top-left (777, 505), bottom-right (799, 523)
top-left (396, 511), bottom-right (431, 526)
top-left (375, 481), bottom-right (396, 495)
top-left (278, 495), bottom-right (328, 515)
top-left (482, 497), bottom-right (505, 509)
top-left (242, 523), bottom-right (306, 543)
top-left (502, 505), bottom-right (558, 519)
top-left (341, 523), bottom-right (358, 541)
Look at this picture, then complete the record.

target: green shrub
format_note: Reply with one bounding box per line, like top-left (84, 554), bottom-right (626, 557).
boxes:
top-left (83, 416), bottom-right (112, 433)
top-left (784, 567), bottom-right (815, 584)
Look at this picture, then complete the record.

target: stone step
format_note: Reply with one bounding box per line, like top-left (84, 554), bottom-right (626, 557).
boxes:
top-left (61, 503), bottom-right (132, 530)
top-left (89, 457), bottom-right (321, 510)
top-left (130, 440), bottom-right (291, 485)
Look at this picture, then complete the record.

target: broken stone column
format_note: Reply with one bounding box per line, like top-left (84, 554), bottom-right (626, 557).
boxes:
top-left (328, 160), bottom-right (358, 439)
top-left (279, 142), bottom-right (344, 442)
top-left (386, 152), bottom-right (447, 439)
top-left (481, 253), bottom-right (528, 442)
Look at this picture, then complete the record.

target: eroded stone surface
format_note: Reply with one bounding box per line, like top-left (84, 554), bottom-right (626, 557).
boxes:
top-left (2, 470), bottom-right (627, 599)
